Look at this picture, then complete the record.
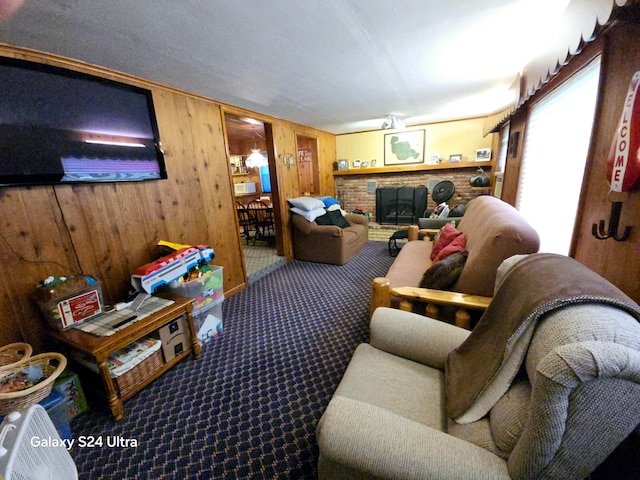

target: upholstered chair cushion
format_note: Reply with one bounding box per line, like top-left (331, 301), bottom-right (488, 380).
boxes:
top-left (489, 378), bottom-right (531, 457)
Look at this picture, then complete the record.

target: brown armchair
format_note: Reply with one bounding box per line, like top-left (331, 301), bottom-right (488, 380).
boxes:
top-left (291, 212), bottom-right (368, 265)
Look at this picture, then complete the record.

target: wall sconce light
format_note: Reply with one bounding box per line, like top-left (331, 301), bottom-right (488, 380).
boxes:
top-left (381, 114), bottom-right (405, 130)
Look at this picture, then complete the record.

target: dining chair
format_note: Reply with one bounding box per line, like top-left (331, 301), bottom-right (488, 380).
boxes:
top-left (247, 199), bottom-right (275, 244)
top-left (236, 200), bottom-right (255, 244)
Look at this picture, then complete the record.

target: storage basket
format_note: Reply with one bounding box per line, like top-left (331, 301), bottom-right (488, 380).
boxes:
top-left (0, 343), bottom-right (32, 368)
top-left (113, 349), bottom-right (163, 397)
top-left (0, 352), bottom-right (67, 415)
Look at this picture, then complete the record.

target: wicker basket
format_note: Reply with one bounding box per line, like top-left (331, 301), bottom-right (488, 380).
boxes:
top-left (0, 352), bottom-right (67, 415)
top-left (0, 343), bottom-right (32, 368)
top-left (113, 349), bottom-right (163, 397)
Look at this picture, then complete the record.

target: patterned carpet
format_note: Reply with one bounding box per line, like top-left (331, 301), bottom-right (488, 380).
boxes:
top-left (69, 240), bottom-right (395, 479)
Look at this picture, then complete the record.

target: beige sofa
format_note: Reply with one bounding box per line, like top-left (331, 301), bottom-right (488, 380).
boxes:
top-left (291, 213), bottom-right (368, 265)
top-left (318, 254), bottom-right (640, 479)
top-left (371, 195), bottom-right (539, 327)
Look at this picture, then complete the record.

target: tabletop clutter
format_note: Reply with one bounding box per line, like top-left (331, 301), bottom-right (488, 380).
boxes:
top-left (1, 241), bottom-right (224, 422)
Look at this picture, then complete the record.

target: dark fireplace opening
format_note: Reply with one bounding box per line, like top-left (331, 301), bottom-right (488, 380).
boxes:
top-left (375, 186), bottom-right (428, 225)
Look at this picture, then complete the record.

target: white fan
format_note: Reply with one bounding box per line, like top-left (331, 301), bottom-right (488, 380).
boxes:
top-left (0, 404), bottom-right (77, 480)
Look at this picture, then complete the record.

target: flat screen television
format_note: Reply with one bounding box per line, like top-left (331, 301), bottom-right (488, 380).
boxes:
top-left (0, 57), bottom-right (167, 187)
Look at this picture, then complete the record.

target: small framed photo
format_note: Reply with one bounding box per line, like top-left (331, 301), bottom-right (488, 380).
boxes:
top-left (371, 159), bottom-right (377, 167)
top-left (475, 148), bottom-right (491, 162)
top-left (352, 159), bottom-right (361, 168)
top-left (427, 154), bottom-right (442, 165)
top-left (449, 154), bottom-right (462, 163)
top-left (337, 159), bottom-right (349, 171)
top-left (361, 161), bottom-right (368, 168)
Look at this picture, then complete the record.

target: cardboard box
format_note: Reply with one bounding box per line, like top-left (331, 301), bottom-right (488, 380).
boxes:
top-left (158, 314), bottom-right (188, 362)
top-left (53, 369), bottom-right (88, 419)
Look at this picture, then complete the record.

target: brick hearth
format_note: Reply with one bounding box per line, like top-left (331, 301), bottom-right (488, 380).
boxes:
top-left (335, 166), bottom-right (489, 223)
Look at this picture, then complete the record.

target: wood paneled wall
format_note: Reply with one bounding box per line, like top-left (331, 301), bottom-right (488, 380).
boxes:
top-left (0, 46), bottom-right (336, 352)
top-left (573, 19), bottom-right (640, 304)
top-left (501, 19), bottom-right (640, 304)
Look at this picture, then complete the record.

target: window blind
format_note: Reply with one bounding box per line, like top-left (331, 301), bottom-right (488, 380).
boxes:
top-left (516, 56), bottom-right (601, 255)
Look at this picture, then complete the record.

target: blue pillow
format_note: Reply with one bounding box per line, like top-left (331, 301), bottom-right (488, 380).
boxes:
top-left (315, 196), bottom-right (340, 208)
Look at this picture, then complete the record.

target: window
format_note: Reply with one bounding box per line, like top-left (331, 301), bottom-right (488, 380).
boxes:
top-left (516, 56), bottom-right (601, 255)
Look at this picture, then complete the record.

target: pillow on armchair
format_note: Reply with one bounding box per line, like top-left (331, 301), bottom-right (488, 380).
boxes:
top-left (431, 223), bottom-right (463, 260)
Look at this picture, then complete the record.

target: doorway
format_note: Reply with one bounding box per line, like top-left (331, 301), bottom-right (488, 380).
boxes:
top-left (224, 113), bottom-right (284, 283)
top-left (296, 134), bottom-right (319, 195)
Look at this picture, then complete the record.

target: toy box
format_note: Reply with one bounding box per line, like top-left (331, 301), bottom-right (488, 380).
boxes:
top-left (192, 299), bottom-right (223, 343)
top-left (53, 369), bottom-right (88, 419)
top-left (163, 265), bottom-right (224, 309)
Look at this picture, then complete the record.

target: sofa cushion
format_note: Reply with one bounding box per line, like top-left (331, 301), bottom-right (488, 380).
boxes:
top-left (288, 196), bottom-right (325, 211)
top-left (433, 232), bottom-right (467, 263)
top-left (431, 223), bottom-right (462, 260)
top-left (334, 343), bottom-right (446, 430)
top-left (291, 206), bottom-right (326, 222)
top-left (419, 250), bottom-right (468, 289)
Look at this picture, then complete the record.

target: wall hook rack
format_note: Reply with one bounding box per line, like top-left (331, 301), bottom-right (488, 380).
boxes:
top-left (592, 200), bottom-right (632, 242)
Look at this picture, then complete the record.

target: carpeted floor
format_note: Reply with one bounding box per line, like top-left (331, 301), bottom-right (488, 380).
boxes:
top-left (69, 240), bottom-right (395, 479)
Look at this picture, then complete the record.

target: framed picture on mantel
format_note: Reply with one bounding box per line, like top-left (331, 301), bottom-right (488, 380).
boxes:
top-left (384, 129), bottom-right (425, 166)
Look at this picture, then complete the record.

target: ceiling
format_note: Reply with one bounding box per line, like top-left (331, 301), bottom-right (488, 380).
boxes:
top-left (0, 0), bottom-right (573, 134)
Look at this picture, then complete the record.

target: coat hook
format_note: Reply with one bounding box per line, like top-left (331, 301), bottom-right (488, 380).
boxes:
top-left (592, 200), bottom-right (631, 242)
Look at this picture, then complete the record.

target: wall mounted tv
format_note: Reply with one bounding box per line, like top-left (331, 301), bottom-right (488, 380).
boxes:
top-left (0, 57), bottom-right (167, 187)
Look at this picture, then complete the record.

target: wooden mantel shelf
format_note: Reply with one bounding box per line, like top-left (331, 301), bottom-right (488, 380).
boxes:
top-left (333, 161), bottom-right (492, 176)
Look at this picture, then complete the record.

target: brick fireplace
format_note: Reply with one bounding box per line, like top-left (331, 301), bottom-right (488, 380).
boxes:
top-left (334, 166), bottom-right (489, 224)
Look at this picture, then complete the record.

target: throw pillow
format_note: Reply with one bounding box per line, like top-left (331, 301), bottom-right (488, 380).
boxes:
top-left (315, 196), bottom-right (341, 208)
top-left (287, 196), bottom-right (325, 211)
top-left (433, 233), bottom-right (467, 263)
top-left (431, 223), bottom-right (462, 260)
top-left (291, 206), bottom-right (326, 222)
top-left (419, 250), bottom-right (468, 289)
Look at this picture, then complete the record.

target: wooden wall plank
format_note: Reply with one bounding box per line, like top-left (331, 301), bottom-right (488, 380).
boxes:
top-left (0, 47), bottom-right (335, 351)
top-left (573, 20), bottom-right (640, 303)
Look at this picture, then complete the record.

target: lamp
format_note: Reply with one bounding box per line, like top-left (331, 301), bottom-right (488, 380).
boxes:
top-left (381, 114), bottom-right (405, 130)
top-left (245, 149), bottom-right (268, 168)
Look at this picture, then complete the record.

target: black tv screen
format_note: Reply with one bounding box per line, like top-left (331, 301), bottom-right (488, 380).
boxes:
top-left (0, 57), bottom-right (167, 187)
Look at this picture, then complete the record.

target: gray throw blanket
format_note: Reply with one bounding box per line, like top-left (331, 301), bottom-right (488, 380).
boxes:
top-left (445, 253), bottom-right (640, 422)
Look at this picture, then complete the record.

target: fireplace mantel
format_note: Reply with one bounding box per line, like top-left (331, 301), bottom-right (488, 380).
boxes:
top-left (333, 160), bottom-right (492, 176)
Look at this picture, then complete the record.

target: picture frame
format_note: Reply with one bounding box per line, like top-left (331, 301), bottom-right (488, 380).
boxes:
top-left (475, 148), bottom-right (491, 162)
top-left (337, 159), bottom-right (349, 171)
top-left (361, 160), bottom-right (369, 168)
top-left (427, 154), bottom-right (442, 165)
top-left (352, 159), bottom-right (361, 168)
top-left (449, 154), bottom-right (462, 163)
top-left (384, 129), bottom-right (425, 166)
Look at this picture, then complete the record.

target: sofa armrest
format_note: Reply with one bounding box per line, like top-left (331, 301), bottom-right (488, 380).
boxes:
top-left (370, 307), bottom-right (470, 369)
top-left (317, 397), bottom-right (510, 480)
top-left (344, 213), bottom-right (368, 226)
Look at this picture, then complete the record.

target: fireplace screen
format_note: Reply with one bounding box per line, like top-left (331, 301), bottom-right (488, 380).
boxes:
top-left (375, 186), bottom-right (428, 225)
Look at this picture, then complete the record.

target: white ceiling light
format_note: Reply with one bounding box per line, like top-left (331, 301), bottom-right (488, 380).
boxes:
top-left (245, 149), bottom-right (268, 168)
top-left (381, 114), bottom-right (405, 130)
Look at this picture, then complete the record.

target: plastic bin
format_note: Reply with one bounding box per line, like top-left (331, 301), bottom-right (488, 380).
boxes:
top-left (35, 276), bottom-right (104, 330)
top-left (192, 298), bottom-right (223, 343)
top-left (163, 265), bottom-right (224, 309)
top-left (38, 389), bottom-right (72, 441)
